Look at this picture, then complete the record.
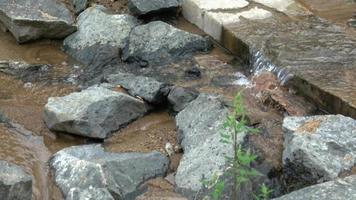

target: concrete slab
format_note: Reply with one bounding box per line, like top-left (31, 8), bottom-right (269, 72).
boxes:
top-left (182, 0), bottom-right (249, 29)
top-left (182, 0), bottom-right (356, 118)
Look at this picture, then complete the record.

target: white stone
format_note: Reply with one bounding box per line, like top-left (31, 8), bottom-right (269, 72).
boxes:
top-left (204, 7), bottom-right (272, 40)
top-left (182, 0), bottom-right (249, 29)
top-left (253, 0), bottom-right (294, 12)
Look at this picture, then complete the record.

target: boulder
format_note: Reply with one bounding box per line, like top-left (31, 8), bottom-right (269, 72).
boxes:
top-left (43, 86), bottom-right (147, 139)
top-left (0, 160), bottom-right (32, 200)
top-left (63, 5), bottom-right (139, 65)
top-left (272, 175), bottom-right (356, 200)
top-left (0, 0), bottom-right (76, 43)
top-left (71, 0), bottom-right (88, 14)
top-left (106, 72), bottom-right (169, 104)
top-left (128, 0), bottom-right (179, 16)
top-left (123, 21), bottom-right (211, 66)
top-left (175, 94), bottom-right (246, 197)
top-left (283, 115), bottom-right (356, 183)
top-left (50, 144), bottom-right (169, 199)
top-left (67, 187), bottom-right (114, 200)
top-left (167, 87), bottom-right (199, 112)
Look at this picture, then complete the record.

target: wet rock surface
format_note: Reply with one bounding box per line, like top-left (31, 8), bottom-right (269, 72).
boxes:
top-left (105, 72), bottom-right (169, 104)
top-left (168, 87), bottom-right (199, 112)
top-left (282, 115), bottom-right (356, 185)
top-left (128, 0), bottom-right (179, 16)
top-left (0, 60), bottom-right (50, 82)
top-left (123, 21), bottom-right (211, 66)
top-left (63, 5), bottom-right (139, 65)
top-left (0, 0), bottom-right (76, 43)
top-left (273, 175), bottom-right (356, 200)
top-left (0, 160), bottom-right (32, 200)
top-left (50, 144), bottom-right (169, 199)
top-left (175, 94), bottom-right (246, 197)
top-left (43, 86), bottom-right (147, 139)
top-left (67, 187), bottom-right (114, 200)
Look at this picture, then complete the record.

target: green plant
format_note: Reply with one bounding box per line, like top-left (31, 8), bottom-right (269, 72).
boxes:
top-left (254, 184), bottom-right (273, 200)
top-left (202, 92), bottom-right (270, 200)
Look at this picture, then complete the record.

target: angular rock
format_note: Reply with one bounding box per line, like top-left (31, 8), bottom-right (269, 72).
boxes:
top-left (106, 72), bottom-right (169, 104)
top-left (167, 87), bottom-right (199, 112)
top-left (128, 0), bottom-right (179, 16)
top-left (272, 175), bottom-right (356, 200)
top-left (43, 86), bottom-right (147, 139)
top-left (67, 187), bottom-right (114, 200)
top-left (71, 0), bottom-right (88, 14)
top-left (283, 115), bottom-right (356, 183)
top-left (0, 160), bottom-right (32, 200)
top-left (123, 21), bottom-right (211, 66)
top-left (175, 94), bottom-right (245, 196)
top-left (50, 144), bottom-right (169, 199)
top-left (0, 0), bottom-right (76, 43)
top-left (63, 5), bottom-right (139, 65)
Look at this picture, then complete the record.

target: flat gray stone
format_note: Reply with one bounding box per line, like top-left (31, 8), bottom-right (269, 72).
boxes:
top-left (50, 144), bottom-right (169, 200)
top-left (128, 0), bottom-right (179, 15)
top-left (0, 160), bottom-right (32, 200)
top-left (106, 72), bottom-right (169, 104)
top-left (123, 21), bottom-right (211, 66)
top-left (63, 5), bottom-right (139, 65)
top-left (283, 115), bottom-right (356, 182)
top-left (0, 0), bottom-right (76, 43)
top-left (272, 175), bottom-right (356, 200)
top-left (175, 94), bottom-right (245, 196)
top-left (43, 86), bottom-right (147, 139)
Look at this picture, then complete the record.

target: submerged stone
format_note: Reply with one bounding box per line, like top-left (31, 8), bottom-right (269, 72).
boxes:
top-left (43, 86), bottom-right (147, 139)
top-left (0, 0), bottom-right (76, 43)
top-left (50, 144), bottom-right (169, 199)
top-left (167, 87), bottom-right (199, 112)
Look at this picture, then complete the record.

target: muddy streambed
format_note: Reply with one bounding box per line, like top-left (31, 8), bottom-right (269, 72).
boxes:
top-left (0, 16), bottom-right (242, 199)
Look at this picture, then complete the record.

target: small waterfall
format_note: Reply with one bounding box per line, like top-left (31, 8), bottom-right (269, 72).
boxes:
top-left (250, 50), bottom-right (294, 85)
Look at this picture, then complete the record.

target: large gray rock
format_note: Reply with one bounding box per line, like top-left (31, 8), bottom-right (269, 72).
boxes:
top-left (283, 115), bottom-right (356, 183)
top-left (71, 0), bottom-right (88, 14)
top-left (123, 21), bottom-right (211, 66)
top-left (106, 72), bottom-right (169, 104)
top-left (67, 187), bottom-right (114, 200)
top-left (63, 5), bottom-right (139, 65)
top-left (43, 86), bottom-right (147, 139)
top-left (167, 87), bottom-right (199, 112)
top-left (0, 160), bottom-right (32, 200)
top-left (273, 175), bottom-right (356, 200)
top-left (175, 94), bottom-right (245, 196)
top-left (128, 0), bottom-right (179, 15)
top-left (50, 144), bottom-right (169, 200)
top-left (0, 0), bottom-right (76, 43)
